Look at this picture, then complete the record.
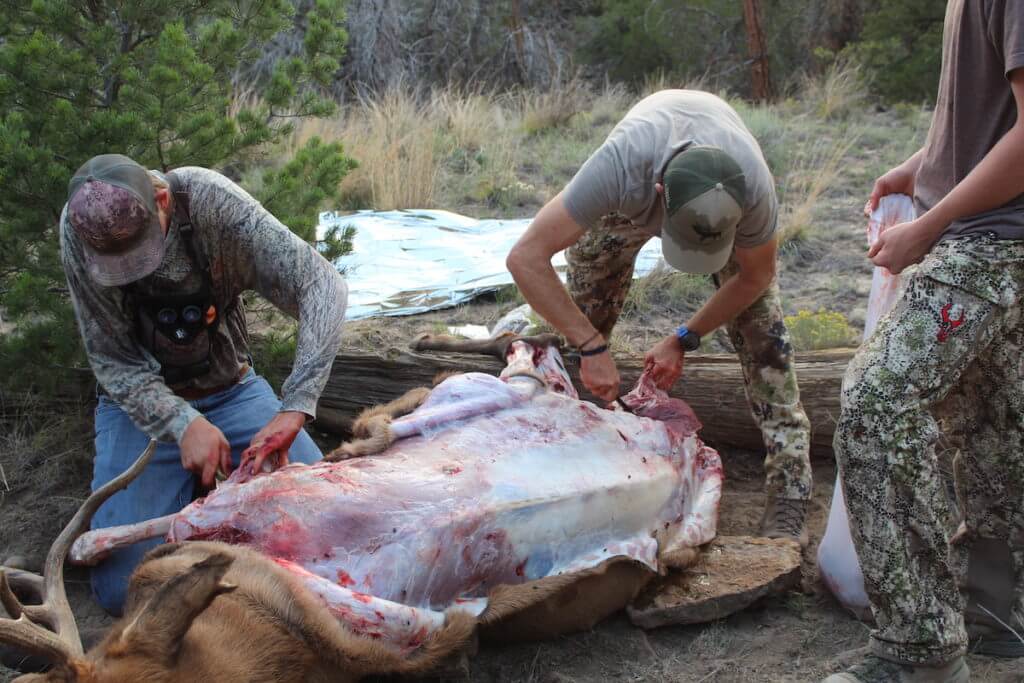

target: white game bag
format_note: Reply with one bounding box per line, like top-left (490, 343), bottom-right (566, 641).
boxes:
top-left (817, 194), bottom-right (916, 616)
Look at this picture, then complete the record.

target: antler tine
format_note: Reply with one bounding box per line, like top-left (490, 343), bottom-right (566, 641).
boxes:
top-left (0, 570), bottom-right (23, 619)
top-left (38, 440), bottom-right (158, 657)
top-left (2, 567), bottom-right (44, 603)
top-left (0, 614), bottom-right (77, 666)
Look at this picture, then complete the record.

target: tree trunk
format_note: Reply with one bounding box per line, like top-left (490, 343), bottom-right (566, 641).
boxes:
top-left (313, 348), bottom-right (854, 457)
top-left (742, 0), bottom-right (773, 102)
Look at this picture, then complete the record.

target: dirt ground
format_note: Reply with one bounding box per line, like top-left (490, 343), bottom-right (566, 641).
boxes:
top-left (2, 441), bottom-right (1020, 682)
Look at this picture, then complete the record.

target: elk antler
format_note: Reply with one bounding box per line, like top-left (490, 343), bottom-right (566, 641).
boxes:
top-left (0, 439), bottom-right (157, 664)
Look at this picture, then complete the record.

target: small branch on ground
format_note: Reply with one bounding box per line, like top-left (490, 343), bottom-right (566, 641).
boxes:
top-left (978, 604), bottom-right (1024, 645)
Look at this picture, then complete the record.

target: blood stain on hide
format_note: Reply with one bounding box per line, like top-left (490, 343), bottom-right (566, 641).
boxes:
top-left (351, 591), bottom-right (374, 604)
top-left (337, 570), bottom-right (356, 587)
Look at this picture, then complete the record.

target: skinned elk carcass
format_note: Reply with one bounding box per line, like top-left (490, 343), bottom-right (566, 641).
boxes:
top-left (1, 335), bottom-right (724, 681)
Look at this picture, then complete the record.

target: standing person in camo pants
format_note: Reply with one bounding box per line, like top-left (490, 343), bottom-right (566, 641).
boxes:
top-left (506, 89), bottom-right (812, 546)
top-left (827, 1), bottom-right (1024, 681)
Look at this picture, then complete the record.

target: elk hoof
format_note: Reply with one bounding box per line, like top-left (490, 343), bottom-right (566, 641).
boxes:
top-left (410, 332), bottom-right (434, 351)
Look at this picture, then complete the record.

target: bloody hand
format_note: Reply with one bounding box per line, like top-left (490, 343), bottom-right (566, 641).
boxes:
top-left (242, 411), bottom-right (307, 476)
top-left (643, 335), bottom-right (685, 390)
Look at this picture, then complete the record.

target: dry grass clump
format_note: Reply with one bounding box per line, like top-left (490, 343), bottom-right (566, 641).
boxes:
top-left (433, 88), bottom-right (507, 151)
top-left (800, 57), bottom-right (869, 121)
top-left (777, 126), bottom-right (861, 244)
top-left (338, 85), bottom-right (445, 210)
top-left (622, 263), bottom-right (710, 321)
top-left (585, 81), bottom-right (631, 128)
top-left (518, 77), bottom-right (589, 135)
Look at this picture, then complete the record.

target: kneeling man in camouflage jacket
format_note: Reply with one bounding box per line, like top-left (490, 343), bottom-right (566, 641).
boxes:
top-left (60, 154), bottom-right (348, 614)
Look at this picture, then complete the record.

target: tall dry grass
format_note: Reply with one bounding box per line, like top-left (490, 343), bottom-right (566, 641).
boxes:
top-left (290, 79), bottom-right (598, 211)
top-left (339, 86), bottom-right (446, 210)
top-left (517, 78), bottom-right (587, 135)
top-left (778, 126), bottom-right (862, 244)
top-left (281, 61), bottom-right (890, 227)
top-left (800, 57), bottom-right (869, 121)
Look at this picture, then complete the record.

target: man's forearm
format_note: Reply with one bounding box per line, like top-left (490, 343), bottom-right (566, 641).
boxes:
top-left (685, 275), bottom-right (768, 338)
top-left (900, 148), bottom-right (926, 179)
top-left (279, 264), bottom-right (348, 419)
top-left (509, 257), bottom-right (599, 347)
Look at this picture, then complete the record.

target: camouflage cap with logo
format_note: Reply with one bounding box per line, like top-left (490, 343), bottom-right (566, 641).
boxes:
top-left (66, 153), bottom-right (165, 287)
top-left (660, 145), bottom-right (745, 274)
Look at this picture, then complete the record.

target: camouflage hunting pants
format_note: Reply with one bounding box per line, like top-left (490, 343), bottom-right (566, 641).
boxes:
top-left (834, 235), bottom-right (1024, 665)
top-left (565, 215), bottom-right (812, 500)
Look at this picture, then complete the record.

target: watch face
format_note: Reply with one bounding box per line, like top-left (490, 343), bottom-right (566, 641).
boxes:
top-left (680, 331), bottom-right (700, 351)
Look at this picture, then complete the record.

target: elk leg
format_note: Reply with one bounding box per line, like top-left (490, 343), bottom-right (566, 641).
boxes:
top-left (410, 332), bottom-right (561, 358)
top-left (273, 558), bottom-right (451, 651)
top-left (351, 387), bottom-right (432, 439)
top-left (328, 378), bottom-right (538, 461)
top-left (68, 513), bottom-right (176, 566)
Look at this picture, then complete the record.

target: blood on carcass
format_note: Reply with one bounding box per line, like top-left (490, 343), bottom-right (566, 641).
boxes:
top-left (73, 342), bottom-right (723, 653)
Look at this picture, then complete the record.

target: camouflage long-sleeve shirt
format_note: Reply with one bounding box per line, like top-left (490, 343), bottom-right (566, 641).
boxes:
top-left (60, 167), bottom-right (348, 444)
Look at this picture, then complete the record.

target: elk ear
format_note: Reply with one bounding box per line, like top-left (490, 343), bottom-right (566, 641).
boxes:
top-left (118, 553), bottom-right (236, 663)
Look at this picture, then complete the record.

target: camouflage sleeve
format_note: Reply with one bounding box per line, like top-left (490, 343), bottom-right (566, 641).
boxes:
top-left (184, 168), bottom-right (348, 419)
top-left (59, 207), bottom-right (202, 443)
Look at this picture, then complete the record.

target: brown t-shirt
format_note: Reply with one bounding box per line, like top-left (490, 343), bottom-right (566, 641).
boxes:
top-left (917, 0), bottom-right (1024, 240)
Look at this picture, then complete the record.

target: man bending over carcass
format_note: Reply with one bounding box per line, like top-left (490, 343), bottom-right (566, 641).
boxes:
top-left (506, 90), bottom-right (812, 546)
top-left (60, 154), bottom-right (348, 614)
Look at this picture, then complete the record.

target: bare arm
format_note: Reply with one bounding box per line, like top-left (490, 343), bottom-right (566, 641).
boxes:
top-left (925, 70), bottom-right (1024, 227)
top-left (643, 238), bottom-right (777, 389)
top-left (506, 192), bottom-right (598, 346)
top-left (870, 70), bottom-right (1024, 272)
top-left (507, 192), bottom-right (621, 401)
top-left (686, 238), bottom-right (777, 337)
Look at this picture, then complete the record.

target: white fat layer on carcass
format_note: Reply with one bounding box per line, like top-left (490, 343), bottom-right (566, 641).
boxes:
top-left (167, 367), bottom-right (721, 624)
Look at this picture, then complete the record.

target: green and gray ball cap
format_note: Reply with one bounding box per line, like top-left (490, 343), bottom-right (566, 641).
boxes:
top-left (660, 145), bottom-right (745, 274)
top-left (67, 154), bottom-right (165, 287)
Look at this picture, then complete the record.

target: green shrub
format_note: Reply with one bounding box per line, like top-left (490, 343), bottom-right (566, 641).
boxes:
top-left (0, 1), bottom-right (355, 392)
top-left (784, 309), bottom-right (858, 350)
top-left (842, 1), bottom-right (944, 103)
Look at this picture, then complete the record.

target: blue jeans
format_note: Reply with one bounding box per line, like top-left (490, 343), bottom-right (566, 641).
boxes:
top-left (90, 368), bottom-right (322, 615)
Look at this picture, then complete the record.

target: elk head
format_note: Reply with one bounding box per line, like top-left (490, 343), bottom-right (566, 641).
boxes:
top-left (0, 442), bottom-right (237, 682)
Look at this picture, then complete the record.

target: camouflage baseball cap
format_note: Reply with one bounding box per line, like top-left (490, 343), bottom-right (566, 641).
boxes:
top-left (66, 154), bottom-right (165, 287)
top-left (660, 145), bottom-right (745, 274)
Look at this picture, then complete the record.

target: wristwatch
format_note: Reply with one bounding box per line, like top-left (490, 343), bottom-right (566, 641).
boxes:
top-left (676, 325), bottom-right (701, 352)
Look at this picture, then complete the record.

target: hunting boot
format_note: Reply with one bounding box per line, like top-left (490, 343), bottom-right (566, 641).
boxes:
top-left (961, 537), bottom-right (1024, 657)
top-left (758, 496), bottom-right (809, 548)
top-left (821, 654), bottom-right (969, 683)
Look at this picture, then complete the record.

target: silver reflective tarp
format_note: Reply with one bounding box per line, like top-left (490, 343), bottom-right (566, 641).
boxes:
top-left (318, 209), bottom-right (667, 319)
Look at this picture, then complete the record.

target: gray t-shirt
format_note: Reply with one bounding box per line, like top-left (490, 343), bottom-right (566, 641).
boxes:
top-left (61, 167), bottom-right (348, 443)
top-left (916, 0), bottom-right (1024, 241)
top-left (562, 90), bottom-right (778, 248)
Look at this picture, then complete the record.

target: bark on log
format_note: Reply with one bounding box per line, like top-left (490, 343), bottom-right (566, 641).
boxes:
top-left (315, 348), bottom-right (855, 457)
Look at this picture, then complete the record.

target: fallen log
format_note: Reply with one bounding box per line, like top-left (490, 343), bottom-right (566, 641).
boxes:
top-left (315, 347), bottom-right (855, 456)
